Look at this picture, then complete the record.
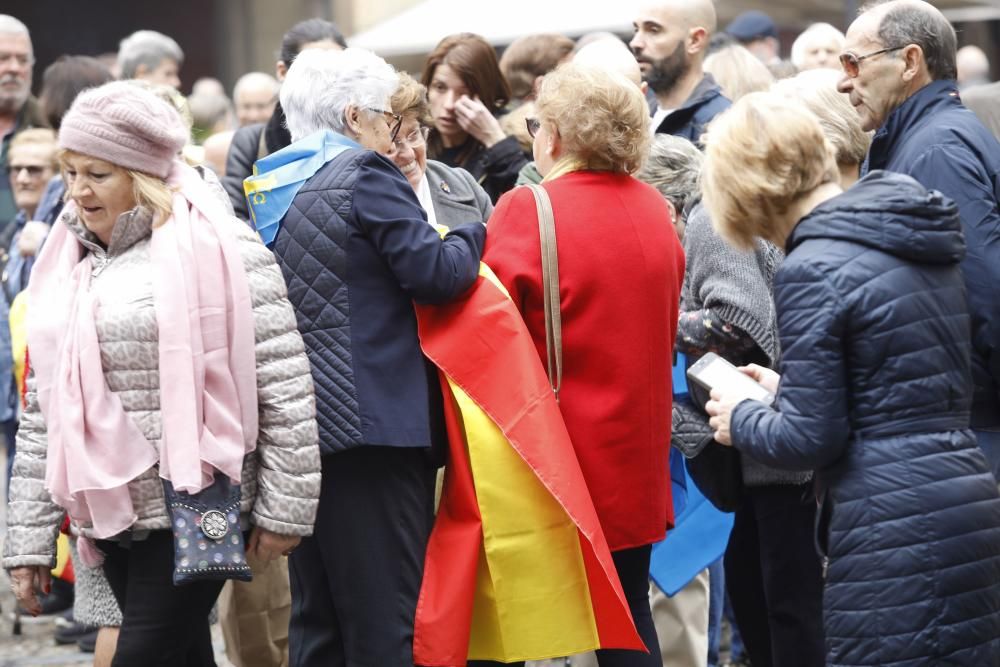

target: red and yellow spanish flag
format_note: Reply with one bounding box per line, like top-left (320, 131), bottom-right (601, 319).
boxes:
top-left (413, 266), bottom-right (644, 666)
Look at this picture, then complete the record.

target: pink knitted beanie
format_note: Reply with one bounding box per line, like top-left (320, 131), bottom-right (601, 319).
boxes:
top-left (58, 81), bottom-right (189, 179)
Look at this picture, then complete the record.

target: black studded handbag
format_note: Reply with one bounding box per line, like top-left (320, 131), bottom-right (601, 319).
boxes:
top-left (162, 474), bottom-right (253, 586)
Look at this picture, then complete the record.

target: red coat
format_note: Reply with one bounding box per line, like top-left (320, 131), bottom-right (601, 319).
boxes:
top-left (483, 171), bottom-right (685, 550)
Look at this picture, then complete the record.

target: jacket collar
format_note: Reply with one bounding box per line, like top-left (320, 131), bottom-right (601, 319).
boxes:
top-left (867, 80), bottom-right (961, 171)
top-left (63, 206), bottom-right (155, 259)
top-left (654, 74), bottom-right (725, 133)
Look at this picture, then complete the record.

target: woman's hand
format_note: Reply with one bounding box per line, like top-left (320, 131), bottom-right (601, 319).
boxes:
top-left (8, 565), bottom-right (52, 616)
top-left (247, 527), bottom-right (301, 562)
top-left (739, 363), bottom-right (781, 394)
top-left (705, 388), bottom-right (747, 446)
top-left (454, 95), bottom-right (507, 148)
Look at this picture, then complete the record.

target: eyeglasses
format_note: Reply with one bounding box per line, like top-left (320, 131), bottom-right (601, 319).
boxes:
top-left (526, 117), bottom-right (541, 139)
top-left (393, 126), bottom-right (429, 150)
top-left (9, 164), bottom-right (47, 178)
top-left (839, 45), bottom-right (905, 78)
top-left (368, 107), bottom-right (403, 142)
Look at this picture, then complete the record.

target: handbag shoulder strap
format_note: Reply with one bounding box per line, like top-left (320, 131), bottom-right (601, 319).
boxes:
top-left (524, 184), bottom-right (562, 401)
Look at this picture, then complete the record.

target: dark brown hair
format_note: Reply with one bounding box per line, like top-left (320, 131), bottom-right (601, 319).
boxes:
top-left (421, 33), bottom-right (511, 165)
top-left (41, 56), bottom-right (114, 130)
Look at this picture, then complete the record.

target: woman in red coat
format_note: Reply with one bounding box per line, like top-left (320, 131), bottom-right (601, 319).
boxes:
top-left (482, 62), bottom-right (685, 667)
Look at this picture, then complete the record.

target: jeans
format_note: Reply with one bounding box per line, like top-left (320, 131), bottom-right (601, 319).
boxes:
top-left (707, 558), bottom-right (725, 667)
top-left (3, 418), bottom-right (17, 501)
top-left (98, 530), bottom-right (224, 667)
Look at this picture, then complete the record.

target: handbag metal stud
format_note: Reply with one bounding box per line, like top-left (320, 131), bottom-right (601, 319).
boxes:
top-left (200, 509), bottom-right (230, 540)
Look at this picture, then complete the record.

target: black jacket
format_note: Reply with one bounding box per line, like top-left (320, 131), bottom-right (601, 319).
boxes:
top-left (223, 102), bottom-right (293, 220)
top-left (429, 135), bottom-right (528, 204)
top-left (733, 171), bottom-right (1000, 666)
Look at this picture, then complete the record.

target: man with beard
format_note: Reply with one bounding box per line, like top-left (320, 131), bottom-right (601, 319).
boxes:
top-left (630, 0), bottom-right (729, 144)
top-left (838, 0), bottom-right (1000, 486)
top-left (0, 16), bottom-right (46, 239)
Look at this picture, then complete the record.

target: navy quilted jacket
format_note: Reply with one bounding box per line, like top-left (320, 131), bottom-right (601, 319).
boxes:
top-left (271, 148), bottom-right (485, 455)
top-left (731, 171), bottom-right (1000, 666)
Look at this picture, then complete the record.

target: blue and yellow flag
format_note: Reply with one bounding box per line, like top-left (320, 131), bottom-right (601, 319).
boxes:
top-left (243, 130), bottom-right (359, 246)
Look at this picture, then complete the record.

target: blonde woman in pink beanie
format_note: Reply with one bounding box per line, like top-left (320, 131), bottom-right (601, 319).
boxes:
top-left (2, 81), bottom-right (321, 666)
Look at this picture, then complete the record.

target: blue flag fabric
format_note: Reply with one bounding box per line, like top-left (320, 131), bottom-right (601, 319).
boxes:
top-left (651, 462), bottom-right (735, 596)
top-left (243, 130), bottom-right (359, 246)
top-left (651, 352), bottom-right (735, 596)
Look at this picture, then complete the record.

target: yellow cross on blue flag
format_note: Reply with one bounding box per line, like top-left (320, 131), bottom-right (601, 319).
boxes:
top-left (243, 130), bottom-right (359, 246)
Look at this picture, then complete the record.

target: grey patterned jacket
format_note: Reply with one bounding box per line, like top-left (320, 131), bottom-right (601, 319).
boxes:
top-left (2, 203), bottom-right (321, 570)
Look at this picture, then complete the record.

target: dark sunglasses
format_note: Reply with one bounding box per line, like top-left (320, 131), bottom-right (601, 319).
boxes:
top-left (526, 117), bottom-right (541, 139)
top-left (9, 164), bottom-right (47, 178)
top-left (839, 45), bottom-right (905, 78)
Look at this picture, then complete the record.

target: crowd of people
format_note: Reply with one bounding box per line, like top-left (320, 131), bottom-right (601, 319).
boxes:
top-left (1, 0), bottom-right (1000, 666)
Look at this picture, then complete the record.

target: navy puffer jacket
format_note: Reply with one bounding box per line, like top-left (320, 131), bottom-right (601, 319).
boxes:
top-left (731, 171), bottom-right (1000, 666)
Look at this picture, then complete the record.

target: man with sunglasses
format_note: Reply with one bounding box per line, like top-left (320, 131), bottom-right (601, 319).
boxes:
top-left (839, 1), bottom-right (1000, 483)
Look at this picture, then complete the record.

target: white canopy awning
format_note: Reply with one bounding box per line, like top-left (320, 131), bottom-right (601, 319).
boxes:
top-left (348, 0), bottom-right (999, 59)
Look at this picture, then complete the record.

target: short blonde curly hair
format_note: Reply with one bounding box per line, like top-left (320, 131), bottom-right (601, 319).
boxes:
top-left (536, 62), bottom-right (650, 174)
top-left (702, 92), bottom-right (838, 250)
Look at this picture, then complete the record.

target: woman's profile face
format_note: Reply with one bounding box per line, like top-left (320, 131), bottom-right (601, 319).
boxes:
top-left (387, 114), bottom-right (428, 192)
top-left (62, 153), bottom-right (137, 246)
top-left (427, 64), bottom-right (470, 146)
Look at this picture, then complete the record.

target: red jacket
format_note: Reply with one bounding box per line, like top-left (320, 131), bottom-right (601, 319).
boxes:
top-left (483, 171), bottom-right (685, 550)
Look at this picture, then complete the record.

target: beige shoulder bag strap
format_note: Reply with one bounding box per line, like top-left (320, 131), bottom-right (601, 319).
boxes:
top-left (524, 184), bottom-right (562, 402)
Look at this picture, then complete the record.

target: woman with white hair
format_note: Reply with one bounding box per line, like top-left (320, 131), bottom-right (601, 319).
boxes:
top-left (254, 47), bottom-right (486, 666)
top-left (790, 23), bottom-right (845, 72)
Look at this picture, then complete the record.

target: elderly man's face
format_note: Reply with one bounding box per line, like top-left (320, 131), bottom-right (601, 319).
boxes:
top-left (0, 31), bottom-right (33, 115)
top-left (235, 83), bottom-right (277, 126)
top-left (837, 12), bottom-right (910, 132)
top-left (631, 6), bottom-right (691, 95)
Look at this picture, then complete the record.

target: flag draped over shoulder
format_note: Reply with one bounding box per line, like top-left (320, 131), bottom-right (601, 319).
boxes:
top-left (243, 130), bottom-right (358, 246)
top-left (413, 265), bottom-right (644, 666)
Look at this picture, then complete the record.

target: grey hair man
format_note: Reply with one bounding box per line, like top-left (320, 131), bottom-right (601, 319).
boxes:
top-left (117, 30), bottom-right (184, 90)
top-left (839, 0), bottom-right (1000, 481)
top-left (629, 0), bottom-right (730, 144)
top-left (0, 15), bottom-right (47, 235)
top-left (233, 71), bottom-right (280, 127)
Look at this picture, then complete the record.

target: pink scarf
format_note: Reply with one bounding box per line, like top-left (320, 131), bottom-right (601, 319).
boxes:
top-left (28, 161), bottom-right (258, 544)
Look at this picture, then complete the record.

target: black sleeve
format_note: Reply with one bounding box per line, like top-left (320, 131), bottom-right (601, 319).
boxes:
top-left (475, 136), bottom-right (530, 203)
top-left (222, 124), bottom-right (264, 221)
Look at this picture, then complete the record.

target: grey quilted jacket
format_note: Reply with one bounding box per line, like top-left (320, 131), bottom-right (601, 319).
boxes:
top-left (2, 204), bottom-right (321, 570)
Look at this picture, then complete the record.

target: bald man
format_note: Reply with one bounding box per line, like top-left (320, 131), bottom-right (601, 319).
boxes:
top-left (233, 71), bottom-right (280, 127)
top-left (629, 0), bottom-right (729, 143)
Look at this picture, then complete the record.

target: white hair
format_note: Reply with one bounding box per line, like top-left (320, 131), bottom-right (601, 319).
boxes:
top-left (233, 71), bottom-right (280, 101)
top-left (280, 47), bottom-right (398, 142)
top-left (118, 30), bottom-right (184, 78)
top-left (573, 40), bottom-right (643, 88)
top-left (790, 23), bottom-right (846, 69)
top-left (0, 14), bottom-right (29, 37)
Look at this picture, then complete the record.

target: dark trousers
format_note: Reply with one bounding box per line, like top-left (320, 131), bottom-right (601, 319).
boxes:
top-left (98, 530), bottom-right (224, 667)
top-left (288, 446), bottom-right (435, 667)
top-left (724, 484), bottom-right (825, 667)
top-left (470, 545), bottom-right (662, 667)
